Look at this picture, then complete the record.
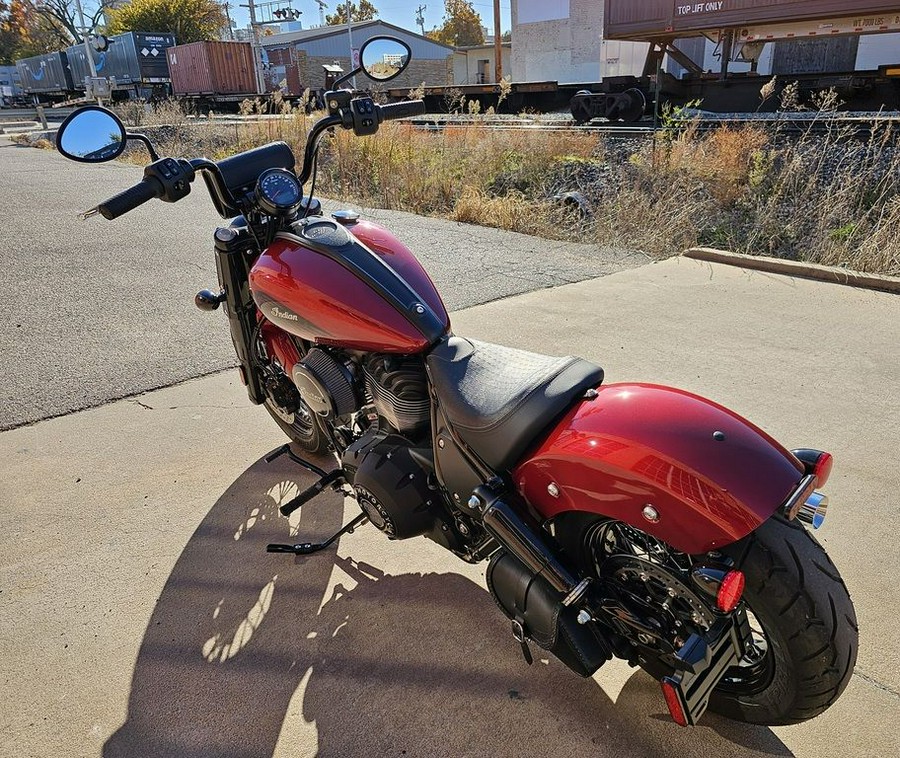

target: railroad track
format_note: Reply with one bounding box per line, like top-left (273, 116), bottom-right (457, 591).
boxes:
top-left (408, 113), bottom-right (900, 141)
top-left (0, 107), bottom-right (77, 122)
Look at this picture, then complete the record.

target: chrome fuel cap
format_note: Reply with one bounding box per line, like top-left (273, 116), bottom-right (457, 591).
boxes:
top-left (331, 209), bottom-right (360, 225)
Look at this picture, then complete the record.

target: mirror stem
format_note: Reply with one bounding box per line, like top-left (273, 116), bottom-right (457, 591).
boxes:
top-left (126, 132), bottom-right (159, 162)
top-left (331, 67), bottom-right (362, 91)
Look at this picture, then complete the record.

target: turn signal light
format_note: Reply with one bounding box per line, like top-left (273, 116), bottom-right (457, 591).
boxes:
top-left (660, 678), bottom-right (689, 726)
top-left (716, 570), bottom-right (745, 612)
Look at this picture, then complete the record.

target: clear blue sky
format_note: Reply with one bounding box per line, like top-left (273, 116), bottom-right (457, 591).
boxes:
top-left (231, 1), bottom-right (512, 36)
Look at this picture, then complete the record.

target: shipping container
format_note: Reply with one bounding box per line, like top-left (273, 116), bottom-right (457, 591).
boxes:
top-left (66, 32), bottom-right (176, 90)
top-left (605, 1), bottom-right (900, 40)
top-left (167, 41), bottom-right (257, 96)
top-left (15, 51), bottom-right (73, 94)
top-left (0, 64), bottom-right (23, 105)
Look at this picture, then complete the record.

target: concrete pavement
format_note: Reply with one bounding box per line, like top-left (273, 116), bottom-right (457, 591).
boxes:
top-left (2, 257), bottom-right (898, 757)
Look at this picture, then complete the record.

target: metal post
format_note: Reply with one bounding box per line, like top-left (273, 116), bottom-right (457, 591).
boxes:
top-left (33, 97), bottom-right (48, 129)
top-left (73, 0), bottom-right (101, 102)
top-left (493, 0), bottom-right (502, 83)
top-left (245, 0), bottom-right (266, 95)
top-left (346, 0), bottom-right (356, 88)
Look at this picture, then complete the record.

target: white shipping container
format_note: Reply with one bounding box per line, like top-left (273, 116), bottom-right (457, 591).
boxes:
top-left (856, 33), bottom-right (900, 70)
top-left (601, 40), bottom-right (651, 79)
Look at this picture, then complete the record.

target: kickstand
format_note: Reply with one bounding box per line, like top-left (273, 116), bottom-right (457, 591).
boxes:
top-left (267, 513), bottom-right (368, 556)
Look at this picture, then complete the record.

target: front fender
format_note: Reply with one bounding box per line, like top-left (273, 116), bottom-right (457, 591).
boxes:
top-left (513, 383), bottom-right (804, 554)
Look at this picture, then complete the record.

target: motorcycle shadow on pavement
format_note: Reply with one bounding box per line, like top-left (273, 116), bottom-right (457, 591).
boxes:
top-left (104, 451), bottom-right (793, 758)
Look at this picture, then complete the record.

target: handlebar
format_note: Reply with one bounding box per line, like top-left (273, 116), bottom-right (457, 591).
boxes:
top-left (88, 97), bottom-right (427, 220)
top-left (97, 177), bottom-right (162, 220)
top-left (378, 100), bottom-right (426, 122)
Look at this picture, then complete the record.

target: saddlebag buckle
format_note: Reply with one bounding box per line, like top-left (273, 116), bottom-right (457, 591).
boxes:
top-left (660, 608), bottom-right (752, 726)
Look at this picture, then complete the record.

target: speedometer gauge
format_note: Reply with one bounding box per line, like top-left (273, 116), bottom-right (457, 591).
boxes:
top-left (256, 168), bottom-right (303, 215)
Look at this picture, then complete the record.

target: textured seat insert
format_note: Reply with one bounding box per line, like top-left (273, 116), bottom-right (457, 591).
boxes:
top-left (426, 337), bottom-right (604, 471)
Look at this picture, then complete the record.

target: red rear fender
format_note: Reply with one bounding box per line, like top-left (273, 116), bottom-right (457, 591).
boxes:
top-left (513, 383), bottom-right (804, 555)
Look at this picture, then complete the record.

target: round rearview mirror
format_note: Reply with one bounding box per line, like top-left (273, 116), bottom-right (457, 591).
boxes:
top-left (57, 106), bottom-right (127, 163)
top-left (360, 36), bottom-right (411, 82)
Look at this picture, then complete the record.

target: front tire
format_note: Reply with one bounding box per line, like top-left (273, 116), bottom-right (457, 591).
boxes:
top-left (709, 515), bottom-right (858, 725)
top-left (264, 398), bottom-right (330, 455)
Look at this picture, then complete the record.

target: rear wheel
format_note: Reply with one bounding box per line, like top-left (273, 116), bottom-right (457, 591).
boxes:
top-left (557, 513), bottom-right (857, 725)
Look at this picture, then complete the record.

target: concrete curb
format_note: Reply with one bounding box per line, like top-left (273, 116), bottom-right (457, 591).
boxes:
top-left (682, 247), bottom-right (900, 295)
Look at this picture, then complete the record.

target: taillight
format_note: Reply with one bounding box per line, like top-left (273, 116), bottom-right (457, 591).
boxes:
top-left (813, 452), bottom-right (833, 487)
top-left (791, 448), bottom-right (833, 487)
top-left (660, 678), bottom-right (689, 726)
top-left (716, 570), bottom-right (745, 612)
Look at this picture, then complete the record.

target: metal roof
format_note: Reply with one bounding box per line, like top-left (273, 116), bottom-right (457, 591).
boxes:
top-left (262, 19), bottom-right (455, 51)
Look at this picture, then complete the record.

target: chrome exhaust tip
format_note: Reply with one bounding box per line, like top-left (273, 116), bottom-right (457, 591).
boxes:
top-left (796, 491), bottom-right (828, 529)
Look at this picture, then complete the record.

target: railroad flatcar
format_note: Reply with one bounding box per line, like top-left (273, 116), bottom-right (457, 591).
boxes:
top-left (571, 0), bottom-right (900, 120)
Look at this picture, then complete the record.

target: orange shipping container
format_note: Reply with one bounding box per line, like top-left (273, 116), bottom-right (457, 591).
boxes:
top-left (167, 41), bottom-right (257, 96)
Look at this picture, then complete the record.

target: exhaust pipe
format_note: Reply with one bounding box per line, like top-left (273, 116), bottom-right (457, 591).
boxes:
top-left (796, 491), bottom-right (828, 529)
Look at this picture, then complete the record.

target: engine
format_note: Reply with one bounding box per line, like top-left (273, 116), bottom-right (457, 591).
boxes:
top-left (342, 431), bottom-right (438, 539)
top-left (291, 347), bottom-right (357, 418)
top-left (364, 355), bottom-right (431, 435)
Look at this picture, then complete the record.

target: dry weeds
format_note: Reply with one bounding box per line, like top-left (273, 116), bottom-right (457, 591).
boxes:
top-left (43, 99), bottom-right (900, 276)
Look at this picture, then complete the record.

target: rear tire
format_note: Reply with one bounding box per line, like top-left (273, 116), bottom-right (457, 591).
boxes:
top-left (708, 515), bottom-right (858, 725)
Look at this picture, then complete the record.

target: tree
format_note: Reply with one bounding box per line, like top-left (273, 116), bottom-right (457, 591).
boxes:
top-left (30, 0), bottom-right (114, 45)
top-left (428, 0), bottom-right (483, 47)
top-left (108, 0), bottom-right (226, 44)
top-left (325, 0), bottom-right (377, 25)
top-left (1, 0), bottom-right (71, 63)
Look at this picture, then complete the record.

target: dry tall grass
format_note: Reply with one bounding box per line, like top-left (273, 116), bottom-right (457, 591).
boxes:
top-left (69, 100), bottom-right (900, 276)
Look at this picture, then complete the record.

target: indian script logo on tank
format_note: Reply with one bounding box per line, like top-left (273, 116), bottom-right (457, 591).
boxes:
top-left (676, 1), bottom-right (725, 16)
top-left (271, 306), bottom-right (299, 322)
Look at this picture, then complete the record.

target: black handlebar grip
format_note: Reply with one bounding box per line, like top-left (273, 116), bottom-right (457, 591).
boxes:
top-left (98, 177), bottom-right (163, 220)
top-left (378, 100), bottom-right (426, 122)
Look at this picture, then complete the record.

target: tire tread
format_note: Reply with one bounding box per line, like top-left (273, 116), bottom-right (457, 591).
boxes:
top-left (708, 515), bottom-right (858, 725)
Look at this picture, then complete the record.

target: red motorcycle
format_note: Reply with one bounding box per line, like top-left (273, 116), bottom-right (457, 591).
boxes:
top-left (56, 37), bottom-right (856, 728)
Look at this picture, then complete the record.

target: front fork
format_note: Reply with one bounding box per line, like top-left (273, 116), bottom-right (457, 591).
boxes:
top-left (207, 225), bottom-right (266, 404)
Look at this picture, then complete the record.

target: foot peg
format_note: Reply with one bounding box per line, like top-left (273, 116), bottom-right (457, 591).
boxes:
top-left (264, 444), bottom-right (364, 556)
top-left (279, 469), bottom-right (345, 517)
top-left (266, 513), bottom-right (368, 556)
top-left (263, 444), bottom-right (345, 517)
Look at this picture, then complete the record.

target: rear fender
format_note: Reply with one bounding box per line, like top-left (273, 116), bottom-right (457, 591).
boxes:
top-left (513, 383), bottom-right (804, 555)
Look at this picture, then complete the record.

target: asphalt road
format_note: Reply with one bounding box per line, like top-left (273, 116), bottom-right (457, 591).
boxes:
top-left (0, 139), bottom-right (643, 430)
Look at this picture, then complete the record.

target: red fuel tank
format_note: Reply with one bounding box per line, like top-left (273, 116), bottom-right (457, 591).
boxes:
top-left (249, 216), bottom-right (450, 353)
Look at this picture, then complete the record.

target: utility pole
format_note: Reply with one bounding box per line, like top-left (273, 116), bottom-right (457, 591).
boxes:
top-left (315, 0), bottom-right (328, 27)
top-left (223, 2), bottom-right (235, 40)
top-left (242, 0), bottom-right (266, 95)
top-left (346, 0), bottom-right (356, 87)
top-left (493, 0), bottom-right (502, 83)
top-left (72, 0), bottom-right (100, 102)
top-left (415, 4), bottom-right (426, 37)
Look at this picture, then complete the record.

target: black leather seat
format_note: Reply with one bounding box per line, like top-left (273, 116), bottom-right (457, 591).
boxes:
top-left (426, 337), bottom-right (604, 471)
